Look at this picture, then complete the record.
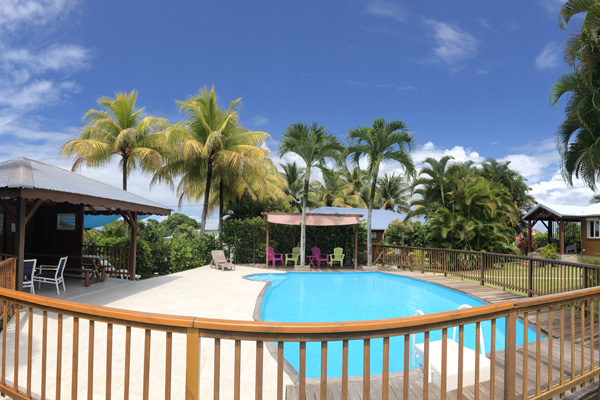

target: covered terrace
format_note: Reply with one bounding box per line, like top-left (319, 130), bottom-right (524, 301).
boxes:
top-left (0, 157), bottom-right (171, 290)
top-left (264, 212), bottom-right (362, 269)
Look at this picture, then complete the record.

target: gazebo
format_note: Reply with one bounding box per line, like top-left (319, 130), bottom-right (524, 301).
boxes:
top-left (0, 158), bottom-right (171, 290)
top-left (523, 203), bottom-right (600, 255)
top-left (264, 212), bottom-right (363, 269)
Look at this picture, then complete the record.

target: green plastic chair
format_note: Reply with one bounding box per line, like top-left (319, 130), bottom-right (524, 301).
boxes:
top-left (285, 247), bottom-right (301, 266)
top-left (329, 247), bottom-right (345, 267)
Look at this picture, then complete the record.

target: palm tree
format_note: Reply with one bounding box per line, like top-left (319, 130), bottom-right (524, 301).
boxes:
top-left (309, 168), bottom-right (363, 208)
top-left (341, 166), bottom-right (369, 208)
top-left (552, 1), bottom-right (600, 189)
top-left (347, 118), bottom-right (416, 267)
top-left (158, 87), bottom-right (269, 238)
top-left (281, 162), bottom-right (305, 211)
top-left (377, 173), bottom-right (411, 213)
top-left (61, 90), bottom-right (166, 190)
top-left (410, 156), bottom-right (454, 217)
top-left (278, 122), bottom-right (342, 268)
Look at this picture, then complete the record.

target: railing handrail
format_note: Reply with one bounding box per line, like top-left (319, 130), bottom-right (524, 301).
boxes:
top-left (1, 283), bottom-right (599, 339)
top-left (366, 243), bottom-right (600, 269)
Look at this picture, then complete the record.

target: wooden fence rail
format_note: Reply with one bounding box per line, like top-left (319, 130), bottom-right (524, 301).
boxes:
top-left (82, 244), bottom-right (131, 280)
top-left (0, 256), bottom-right (599, 399)
top-left (362, 244), bottom-right (600, 297)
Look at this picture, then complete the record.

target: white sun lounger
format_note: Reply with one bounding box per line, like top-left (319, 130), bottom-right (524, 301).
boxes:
top-left (413, 305), bottom-right (491, 392)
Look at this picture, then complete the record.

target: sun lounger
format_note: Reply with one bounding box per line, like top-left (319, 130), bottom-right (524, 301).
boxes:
top-left (211, 250), bottom-right (235, 271)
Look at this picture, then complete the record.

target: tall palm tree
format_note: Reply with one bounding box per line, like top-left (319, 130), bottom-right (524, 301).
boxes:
top-left (278, 122), bottom-right (342, 268)
top-left (347, 118), bottom-right (416, 267)
top-left (309, 168), bottom-right (363, 208)
top-left (341, 166), bottom-right (370, 207)
top-left (61, 90), bottom-right (166, 190)
top-left (158, 87), bottom-right (268, 238)
top-left (377, 173), bottom-right (411, 213)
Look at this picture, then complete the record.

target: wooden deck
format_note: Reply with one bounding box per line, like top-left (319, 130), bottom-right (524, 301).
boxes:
top-left (283, 268), bottom-right (600, 399)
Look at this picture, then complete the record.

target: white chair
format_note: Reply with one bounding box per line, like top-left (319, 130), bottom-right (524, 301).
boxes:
top-left (413, 305), bottom-right (491, 392)
top-left (34, 256), bottom-right (68, 295)
top-left (23, 259), bottom-right (37, 294)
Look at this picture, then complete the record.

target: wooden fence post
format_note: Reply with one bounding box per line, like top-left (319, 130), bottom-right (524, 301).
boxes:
top-left (381, 246), bottom-right (386, 268)
top-left (421, 249), bottom-right (425, 274)
top-left (504, 309), bottom-right (517, 397)
top-left (583, 266), bottom-right (589, 289)
top-left (528, 259), bottom-right (534, 297)
top-left (443, 249), bottom-right (447, 277)
top-left (480, 253), bottom-right (484, 286)
top-left (186, 328), bottom-right (200, 400)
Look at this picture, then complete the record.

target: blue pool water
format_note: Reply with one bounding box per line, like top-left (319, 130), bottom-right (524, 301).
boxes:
top-left (246, 272), bottom-right (541, 378)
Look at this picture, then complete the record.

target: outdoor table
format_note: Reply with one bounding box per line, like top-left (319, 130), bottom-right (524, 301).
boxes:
top-left (306, 255), bottom-right (316, 268)
top-left (82, 255), bottom-right (109, 287)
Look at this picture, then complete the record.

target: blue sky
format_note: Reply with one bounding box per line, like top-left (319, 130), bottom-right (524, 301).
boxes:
top-left (0, 0), bottom-right (591, 223)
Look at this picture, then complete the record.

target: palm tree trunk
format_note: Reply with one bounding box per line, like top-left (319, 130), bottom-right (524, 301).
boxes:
top-left (199, 157), bottom-right (214, 239)
top-left (122, 157), bottom-right (129, 235)
top-left (300, 176), bottom-right (309, 268)
top-left (367, 168), bottom-right (379, 267)
top-left (218, 178), bottom-right (224, 234)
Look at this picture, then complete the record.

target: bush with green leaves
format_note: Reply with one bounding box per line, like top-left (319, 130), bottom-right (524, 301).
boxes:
top-left (384, 220), bottom-right (428, 247)
top-left (95, 236), bottom-right (155, 276)
top-left (538, 243), bottom-right (558, 259)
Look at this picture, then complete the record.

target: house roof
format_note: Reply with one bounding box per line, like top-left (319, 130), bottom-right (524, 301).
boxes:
top-left (523, 203), bottom-right (600, 220)
top-left (0, 158), bottom-right (171, 216)
top-left (310, 206), bottom-right (404, 230)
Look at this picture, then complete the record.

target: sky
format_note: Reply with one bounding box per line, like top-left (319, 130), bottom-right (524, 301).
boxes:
top-left (0, 0), bottom-right (592, 225)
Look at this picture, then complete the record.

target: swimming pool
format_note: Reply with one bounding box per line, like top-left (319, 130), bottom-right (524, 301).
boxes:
top-left (246, 272), bottom-right (540, 378)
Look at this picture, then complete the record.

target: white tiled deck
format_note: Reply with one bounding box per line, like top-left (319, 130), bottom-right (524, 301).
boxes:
top-left (5, 265), bottom-right (290, 399)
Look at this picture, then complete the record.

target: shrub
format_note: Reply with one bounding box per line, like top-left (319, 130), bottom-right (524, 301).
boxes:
top-left (96, 236), bottom-right (155, 276)
top-left (538, 243), bottom-right (558, 259)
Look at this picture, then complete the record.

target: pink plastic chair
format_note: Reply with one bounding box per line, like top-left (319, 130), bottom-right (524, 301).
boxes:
top-left (310, 247), bottom-right (329, 267)
top-left (267, 247), bottom-right (284, 267)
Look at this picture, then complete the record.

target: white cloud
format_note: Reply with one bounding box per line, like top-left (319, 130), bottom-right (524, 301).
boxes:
top-left (535, 42), bottom-right (562, 70)
top-left (478, 18), bottom-right (491, 29)
top-left (1, 44), bottom-right (90, 77)
top-left (365, 0), bottom-right (404, 22)
top-left (0, 0), bottom-right (77, 32)
top-left (424, 19), bottom-right (477, 68)
top-left (413, 141), bottom-right (484, 166)
top-left (530, 171), bottom-right (594, 206)
top-left (247, 115), bottom-right (270, 128)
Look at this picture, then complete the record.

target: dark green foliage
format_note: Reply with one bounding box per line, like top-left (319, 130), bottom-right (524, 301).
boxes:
top-left (538, 243), bottom-right (558, 259)
top-left (384, 220), bottom-right (428, 247)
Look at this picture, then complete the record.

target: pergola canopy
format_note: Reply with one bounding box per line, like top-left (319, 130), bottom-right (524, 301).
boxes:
top-left (265, 212), bottom-right (362, 226)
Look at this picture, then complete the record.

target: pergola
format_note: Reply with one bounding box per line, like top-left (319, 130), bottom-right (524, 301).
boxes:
top-left (0, 158), bottom-right (171, 290)
top-left (264, 212), bottom-right (363, 269)
top-left (523, 204), bottom-right (581, 255)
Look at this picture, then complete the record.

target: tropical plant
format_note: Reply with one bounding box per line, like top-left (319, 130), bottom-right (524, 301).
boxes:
top-left (157, 87), bottom-right (269, 238)
top-left (280, 162), bottom-right (305, 211)
top-left (278, 122), bottom-right (342, 267)
top-left (340, 166), bottom-right (369, 208)
top-left (346, 118), bottom-right (416, 267)
top-left (551, 1), bottom-right (600, 190)
top-left (410, 156), bottom-right (454, 218)
top-left (376, 173), bottom-right (411, 213)
top-left (309, 168), bottom-right (363, 208)
top-left (61, 90), bottom-right (166, 190)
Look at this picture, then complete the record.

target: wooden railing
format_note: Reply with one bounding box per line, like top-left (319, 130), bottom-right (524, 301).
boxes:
top-left (0, 258), bottom-right (15, 291)
top-left (0, 259), bottom-right (597, 398)
top-left (363, 244), bottom-right (600, 297)
top-left (82, 244), bottom-right (131, 279)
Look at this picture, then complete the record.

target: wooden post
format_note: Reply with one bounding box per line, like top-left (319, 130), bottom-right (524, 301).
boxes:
top-left (129, 212), bottom-right (137, 281)
top-left (443, 249), bottom-right (447, 277)
top-left (185, 328), bottom-right (200, 399)
top-left (504, 310), bottom-right (517, 396)
top-left (548, 220), bottom-right (553, 243)
top-left (528, 259), bottom-right (534, 297)
top-left (15, 196), bottom-right (25, 291)
top-left (527, 220), bottom-right (532, 253)
top-left (421, 249), bottom-right (425, 274)
top-left (480, 253), bottom-right (484, 286)
top-left (559, 219), bottom-right (565, 255)
top-left (354, 224), bottom-right (358, 270)
top-left (265, 222), bottom-right (270, 268)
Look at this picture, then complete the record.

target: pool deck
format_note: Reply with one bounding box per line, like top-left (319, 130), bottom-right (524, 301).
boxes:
top-left (6, 265), bottom-right (599, 399)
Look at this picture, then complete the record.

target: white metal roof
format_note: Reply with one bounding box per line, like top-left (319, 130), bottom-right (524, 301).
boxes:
top-left (524, 203), bottom-right (600, 219)
top-left (0, 158), bottom-right (170, 215)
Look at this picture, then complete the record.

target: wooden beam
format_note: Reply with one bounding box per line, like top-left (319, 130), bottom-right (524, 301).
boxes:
top-left (527, 220), bottom-right (532, 253)
top-left (354, 224), bottom-right (358, 270)
top-left (559, 220), bottom-right (565, 255)
top-left (15, 197), bottom-right (25, 291)
top-left (265, 222), bottom-right (270, 268)
top-left (25, 199), bottom-right (43, 225)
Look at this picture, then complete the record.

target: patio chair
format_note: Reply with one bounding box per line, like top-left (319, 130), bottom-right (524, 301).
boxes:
top-left (329, 247), bottom-right (345, 267)
top-left (34, 256), bottom-right (68, 295)
top-left (211, 250), bottom-right (235, 271)
top-left (23, 259), bottom-right (37, 294)
top-left (267, 247), bottom-right (284, 267)
top-left (285, 247), bottom-right (301, 267)
top-left (310, 247), bottom-right (329, 267)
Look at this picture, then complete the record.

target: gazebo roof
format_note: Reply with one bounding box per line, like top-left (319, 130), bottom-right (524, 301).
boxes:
top-left (0, 158), bottom-right (171, 216)
top-left (264, 212), bottom-right (362, 226)
top-left (523, 203), bottom-right (600, 221)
